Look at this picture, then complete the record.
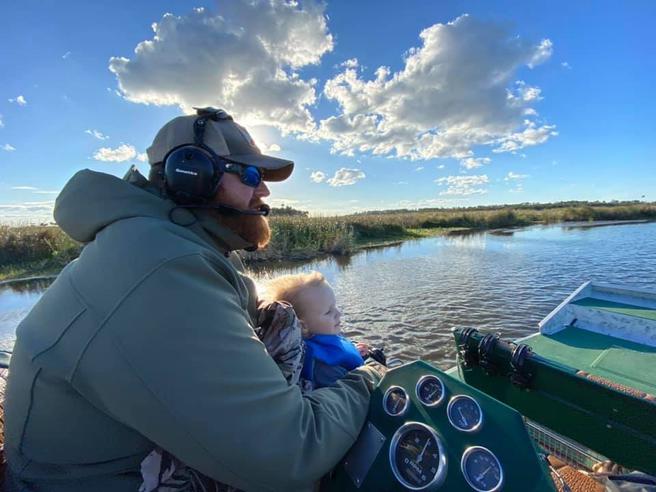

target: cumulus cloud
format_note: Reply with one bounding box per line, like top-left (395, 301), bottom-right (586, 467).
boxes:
top-left (93, 144), bottom-right (137, 162)
top-left (460, 157), bottom-right (490, 169)
top-left (327, 168), bottom-right (366, 187)
top-left (415, 166), bottom-right (424, 171)
top-left (0, 115), bottom-right (4, 128)
top-left (493, 120), bottom-right (558, 153)
top-left (137, 152), bottom-right (148, 162)
top-left (310, 171), bottom-right (326, 183)
top-left (261, 143), bottom-right (281, 152)
top-left (504, 171), bottom-right (528, 181)
top-left (435, 174), bottom-right (488, 195)
top-left (8, 95), bottom-right (27, 106)
top-left (85, 129), bottom-right (109, 140)
top-left (2, 144), bottom-right (16, 152)
top-left (109, 2), bottom-right (333, 134)
top-left (316, 15), bottom-right (555, 161)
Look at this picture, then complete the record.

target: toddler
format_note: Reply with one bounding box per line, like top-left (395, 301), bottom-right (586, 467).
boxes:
top-left (266, 271), bottom-right (371, 389)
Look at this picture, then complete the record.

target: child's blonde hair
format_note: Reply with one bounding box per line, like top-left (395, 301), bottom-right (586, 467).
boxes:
top-left (266, 271), bottom-right (328, 319)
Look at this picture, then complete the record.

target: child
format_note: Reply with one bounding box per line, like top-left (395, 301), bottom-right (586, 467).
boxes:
top-left (266, 271), bottom-right (372, 389)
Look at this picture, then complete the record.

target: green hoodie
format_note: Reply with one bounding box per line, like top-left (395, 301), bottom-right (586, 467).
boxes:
top-left (4, 169), bottom-right (382, 492)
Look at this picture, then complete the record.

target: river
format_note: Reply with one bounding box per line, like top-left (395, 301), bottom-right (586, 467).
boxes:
top-left (1, 222), bottom-right (655, 367)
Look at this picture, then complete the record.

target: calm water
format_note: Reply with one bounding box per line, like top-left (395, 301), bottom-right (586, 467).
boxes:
top-left (1, 222), bottom-right (655, 367)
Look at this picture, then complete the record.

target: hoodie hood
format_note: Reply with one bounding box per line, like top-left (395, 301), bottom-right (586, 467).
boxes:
top-left (54, 169), bottom-right (252, 252)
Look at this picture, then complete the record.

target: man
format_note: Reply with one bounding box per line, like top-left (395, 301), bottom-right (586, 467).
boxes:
top-left (4, 108), bottom-right (384, 491)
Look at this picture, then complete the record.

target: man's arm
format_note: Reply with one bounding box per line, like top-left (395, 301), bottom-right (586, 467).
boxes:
top-left (73, 253), bottom-right (383, 492)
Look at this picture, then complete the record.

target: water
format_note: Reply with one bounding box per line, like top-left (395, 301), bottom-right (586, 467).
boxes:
top-left (2, 222), bottom-right (655, 368)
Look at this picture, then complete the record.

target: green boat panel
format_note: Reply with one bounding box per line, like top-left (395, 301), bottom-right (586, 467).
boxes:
top-left (452, 328), bottom-right (656, 475)
top-left (322, 360), bottom-right (556, 492)
top-left (571, 297), bottom-right (656, 321)
top-left (522, 327), bottom-right (656, 395)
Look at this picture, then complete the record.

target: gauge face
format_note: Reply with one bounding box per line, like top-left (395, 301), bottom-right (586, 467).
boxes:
top-left (447, 395), bottom-right (483, 432)
top-left (461, 446), bottom-right (503, 492)
top-left (383, 386), bottom-right (409, 417)
top-left (390, 422), bottom-right (447, 490)
top-left (416, 375), bottom-right (446, 407)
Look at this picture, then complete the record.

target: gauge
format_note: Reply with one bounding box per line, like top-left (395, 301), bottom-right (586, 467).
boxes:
top-left (416, 375), bottom-right (446, 407)
top-left (447, 395), bottom-right (483, 432)
top-left (389, 422), bottom-right (447, 490)
top-left (461, 446), bottom-right (503, 492)
top-left (383, 386), bottom-right (409, 417)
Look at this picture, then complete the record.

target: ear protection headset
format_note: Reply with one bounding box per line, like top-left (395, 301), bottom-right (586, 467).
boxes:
top-left (162, 108), bottom-right (231, 204)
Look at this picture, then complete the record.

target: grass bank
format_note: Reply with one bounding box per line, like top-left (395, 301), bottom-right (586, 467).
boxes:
top-left (2, 201), bottom-right (655, 281)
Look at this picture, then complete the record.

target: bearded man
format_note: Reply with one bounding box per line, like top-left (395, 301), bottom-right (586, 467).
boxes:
top-left (3, 108), bottom-right (384, 492)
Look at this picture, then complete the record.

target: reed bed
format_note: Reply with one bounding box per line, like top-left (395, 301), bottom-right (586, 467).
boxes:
top-left (2, 202), bottom-right (655, 280)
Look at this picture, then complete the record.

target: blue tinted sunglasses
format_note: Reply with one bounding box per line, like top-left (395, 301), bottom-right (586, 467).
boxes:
top-left (224, 162), bottom-right (262, 188)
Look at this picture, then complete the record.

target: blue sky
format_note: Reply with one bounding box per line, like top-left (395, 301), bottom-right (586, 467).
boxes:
top-left (1, 0), bottom-right (654, 223)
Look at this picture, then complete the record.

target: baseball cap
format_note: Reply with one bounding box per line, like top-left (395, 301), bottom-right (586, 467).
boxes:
top-left (146, 108), bottom-right (294, 181)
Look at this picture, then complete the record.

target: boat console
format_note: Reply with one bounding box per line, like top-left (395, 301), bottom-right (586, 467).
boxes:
top-left (322, 360), bottom-right (555, 491)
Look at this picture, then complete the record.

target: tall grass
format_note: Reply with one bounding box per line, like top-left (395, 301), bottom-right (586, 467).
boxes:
top-left (2, 202), bottom-right (655, 279)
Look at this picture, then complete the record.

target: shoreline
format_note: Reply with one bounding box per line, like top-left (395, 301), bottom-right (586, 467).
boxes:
top-left (2, 219), bottom-right (652, 285)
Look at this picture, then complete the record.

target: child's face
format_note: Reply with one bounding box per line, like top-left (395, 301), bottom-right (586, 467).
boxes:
top-left (298, 283), bottom-right (342, 336)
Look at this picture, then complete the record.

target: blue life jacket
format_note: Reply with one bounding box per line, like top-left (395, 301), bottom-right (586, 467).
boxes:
top-left (302, 334), bottom-right (364, 386)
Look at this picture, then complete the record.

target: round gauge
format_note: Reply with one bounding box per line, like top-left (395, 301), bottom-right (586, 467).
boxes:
top-left (383, 386), bottom-right (410, 417)
top-left (389, 422), bottom-right (447, 490)
top-left (447, 395), bottom-right (483, 432)
top-left (416, 375), bottom-right (446, 407)
top-left (461, 446), bottom-right (503, 492)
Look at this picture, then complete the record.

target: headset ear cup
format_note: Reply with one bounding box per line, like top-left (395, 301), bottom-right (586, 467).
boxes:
top-left (163, 145), bottom-right (220, 203)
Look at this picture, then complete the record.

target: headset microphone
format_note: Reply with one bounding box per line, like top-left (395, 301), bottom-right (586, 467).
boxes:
top-left (212, 203), bottom-right (270, 216)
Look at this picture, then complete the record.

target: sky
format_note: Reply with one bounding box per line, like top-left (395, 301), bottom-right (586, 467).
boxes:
top-left (1, 0), bottom-right (655, 223)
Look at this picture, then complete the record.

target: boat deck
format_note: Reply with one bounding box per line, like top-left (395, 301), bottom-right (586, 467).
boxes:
top-left (523, 326), bottom-right (656, 395)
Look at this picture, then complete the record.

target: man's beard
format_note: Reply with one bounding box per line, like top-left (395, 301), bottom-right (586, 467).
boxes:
top-left (209, 199), bottom-right (271, 249)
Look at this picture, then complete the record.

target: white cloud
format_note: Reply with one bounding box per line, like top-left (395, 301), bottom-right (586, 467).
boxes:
top-left (415, 166), bottom-right (424, 171)
top-left (8, 95), bottom-right (27, 106)
top-left (2, 144), bottom-right (16, 152)
top-left (93, 144), bottom-right (137, 162)
top-left (435, 174), bottom-right (488, 195)
top-left (109, 2), bottom-right (333, 134)
top-left (261, 143), bottom-right (281, 152)
top-left (0, 115), bottom-right (4, 128)
top-left (340, 58), bottom-right (359, 69)
top-left (493, 120), bottom-right (558, 153)
top-left (310, 171), bottom-right (326, 183)
top-left (460, 156), bottom-right (490, 169)
top-left (0, 201), bottom-right (55, 225)
top-left (85, 129), bottom-right (109, 140)
top-left (504, 171), bottom-right (528, 181)
top-left (136, 152), bottom-right (148, 162)
top-left (62, 51), bottom-right (72, 59)
top-left (316, 15), bottom-right (554, 162)
top-left (327, 168), bottom-right (366, 187)
top-left (528, 39), bottom-right (553, 68)
top-left (11, 186), bottom-right (60, 195)
top-left (437, 164), bottom-right (445, 169)
top-left (561, 61), bottom-right (571, 69)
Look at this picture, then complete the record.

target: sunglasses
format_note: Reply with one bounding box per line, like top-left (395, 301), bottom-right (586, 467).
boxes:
top-left (224, 162), bottom-right (263, 188)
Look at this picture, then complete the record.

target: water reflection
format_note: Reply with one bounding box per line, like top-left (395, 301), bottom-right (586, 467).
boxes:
top-left (1, 223), bottom-right (655, 368)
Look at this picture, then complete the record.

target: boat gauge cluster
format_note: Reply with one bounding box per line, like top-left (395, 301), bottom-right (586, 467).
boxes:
top-left (322, 361), bottom-right (554, 492)
top-left (384, 374), bottom-right (503, 491)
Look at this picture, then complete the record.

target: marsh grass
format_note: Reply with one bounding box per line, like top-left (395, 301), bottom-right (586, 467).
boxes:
top-left (2, 202), bottom-right (655, 281)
